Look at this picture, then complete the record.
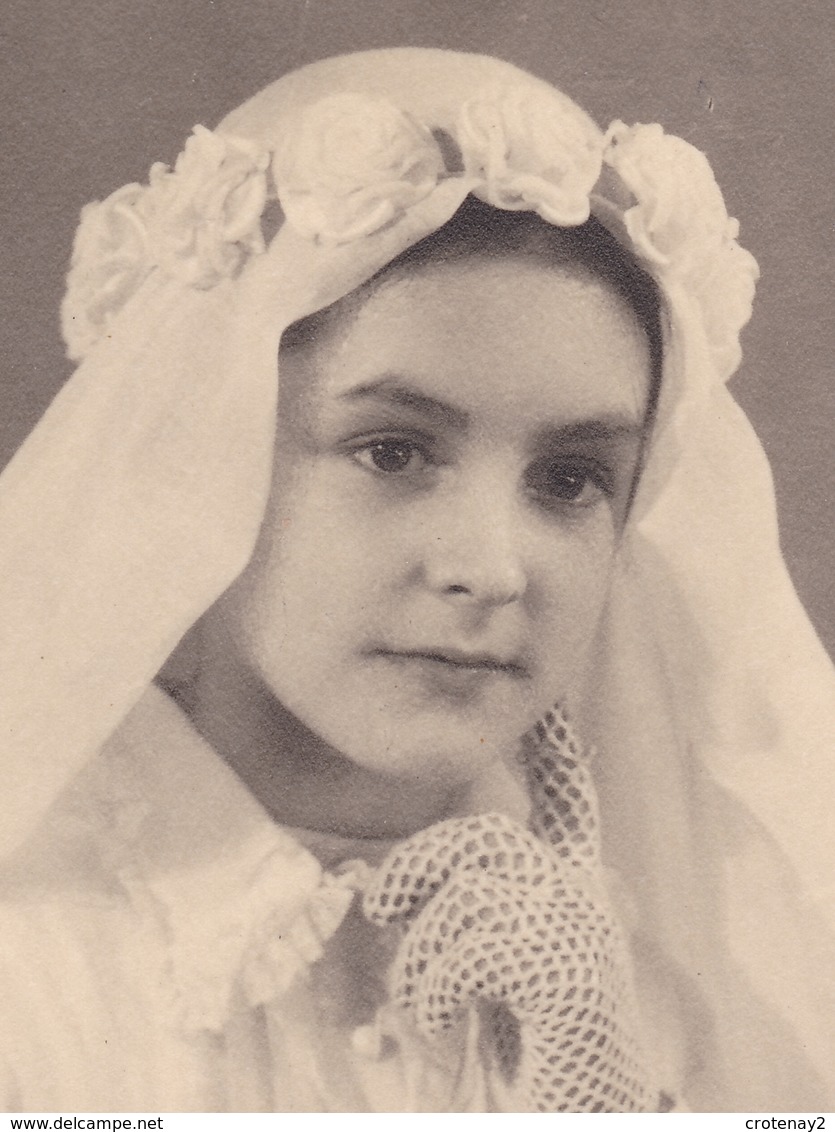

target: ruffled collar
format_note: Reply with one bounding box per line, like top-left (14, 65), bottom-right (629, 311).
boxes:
top-left (54, 685), bottom-right (388, 1034)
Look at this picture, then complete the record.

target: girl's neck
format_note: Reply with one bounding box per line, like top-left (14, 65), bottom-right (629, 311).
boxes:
top-left (181, 645), bottom-right (475, 841)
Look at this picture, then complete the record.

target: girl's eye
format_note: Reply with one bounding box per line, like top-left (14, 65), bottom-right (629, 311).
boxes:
top-left (525, 459), bottom-right (611, 509)
top-left (352, 439), bottom-right (429, 476)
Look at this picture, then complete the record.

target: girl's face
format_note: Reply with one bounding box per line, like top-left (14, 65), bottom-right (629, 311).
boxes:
top-left (218, 257), bottom-right (651, 793)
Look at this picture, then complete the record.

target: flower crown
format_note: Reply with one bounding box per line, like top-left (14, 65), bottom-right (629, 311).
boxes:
top-left (61, 87), bottom-right (758, 379)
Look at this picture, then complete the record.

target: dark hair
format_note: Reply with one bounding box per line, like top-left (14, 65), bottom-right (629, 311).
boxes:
top-left (281, 194), bottom-right (663, 412)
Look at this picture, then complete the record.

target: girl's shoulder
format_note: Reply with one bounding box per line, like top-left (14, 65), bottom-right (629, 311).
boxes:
top-left (0, 685), bottom-right (362, 1110)
top-left (0, 683), bottom-right (356, 985)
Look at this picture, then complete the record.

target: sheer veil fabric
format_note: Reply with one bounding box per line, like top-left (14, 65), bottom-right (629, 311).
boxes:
top-left (0, 48), bottom-right (832, 1110)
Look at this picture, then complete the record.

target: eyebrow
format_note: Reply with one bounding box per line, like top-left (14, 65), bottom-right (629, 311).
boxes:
top-left (339, 374), bottom-right (645, 441)
top-left (537, 418), bottom-right (645, 445)
top-left (339, 376), bottom-right (469, 430)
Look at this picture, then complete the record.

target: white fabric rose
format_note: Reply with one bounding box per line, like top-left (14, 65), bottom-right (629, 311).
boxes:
top-left (457, 87), bottom-right (603, 226)
top-left (273, 93), bottom-right (445, 243)
top-left (603, 122), bottom-right (730, 273)
top-left (603, 121), bottom-right (759, 380)
top-left (696, 236), bottom-right (760, 378)
top-left (61, 183), bottom-right (152, 362)
top-left (146, 126), bottom-right (269, 288)
top-left (60, 128), bottom-right (270, 360)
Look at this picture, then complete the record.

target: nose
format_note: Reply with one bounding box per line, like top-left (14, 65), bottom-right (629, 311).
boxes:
top-left (421, 479), bottom-right (528, 609)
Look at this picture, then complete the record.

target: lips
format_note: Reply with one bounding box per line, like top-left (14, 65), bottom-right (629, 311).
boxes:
top-left (373, 646), bottom-right (529, 678)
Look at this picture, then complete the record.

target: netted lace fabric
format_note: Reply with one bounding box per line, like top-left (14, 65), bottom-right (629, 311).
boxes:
top-left (363, 709), bottom-right (664, 1112)
top-left (522, 708), bottom-right (600, 868)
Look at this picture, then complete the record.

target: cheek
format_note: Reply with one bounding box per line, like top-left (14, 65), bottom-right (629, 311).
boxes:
top-left (226, 469), bottom-right (382, 672)
top-left (558, 524), bottom-right (617, 612)
top-left (532, 518), bottom-right (619, 696)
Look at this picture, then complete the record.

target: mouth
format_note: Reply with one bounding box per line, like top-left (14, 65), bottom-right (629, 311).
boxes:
top-left (374, 647), bottom-right (529, 679)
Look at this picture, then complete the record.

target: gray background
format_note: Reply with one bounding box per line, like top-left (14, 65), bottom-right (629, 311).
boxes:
top-left (2, 0), bottom-right (833, 657)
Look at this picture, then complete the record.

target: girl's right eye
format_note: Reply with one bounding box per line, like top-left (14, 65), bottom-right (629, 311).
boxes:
top-left (352, 439), bottom-right (430, 476)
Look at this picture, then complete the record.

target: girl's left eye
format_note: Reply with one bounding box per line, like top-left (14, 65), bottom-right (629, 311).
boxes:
top-left (352, 439), bottom-right (429, 476)
top-left (525, 459), bottom-right (612, 509)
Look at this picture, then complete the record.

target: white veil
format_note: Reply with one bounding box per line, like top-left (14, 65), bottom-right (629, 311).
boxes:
top-left (1, 48), bottom-right (832, 1110)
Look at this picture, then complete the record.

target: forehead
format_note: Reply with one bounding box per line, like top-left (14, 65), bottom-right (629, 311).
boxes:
top-left (281, 257), bottom-right (652, 429)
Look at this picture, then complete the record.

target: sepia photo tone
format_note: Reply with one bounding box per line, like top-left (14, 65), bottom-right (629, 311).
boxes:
top-left (0, 0), bottom-right (833, 1114)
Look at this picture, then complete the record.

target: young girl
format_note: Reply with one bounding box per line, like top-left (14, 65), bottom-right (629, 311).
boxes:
top-left (0, 47), bottom-right (833, 1113)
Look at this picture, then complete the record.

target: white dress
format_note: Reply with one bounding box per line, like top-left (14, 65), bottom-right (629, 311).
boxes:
top-left (0, 686), bottom-right (495, 1112)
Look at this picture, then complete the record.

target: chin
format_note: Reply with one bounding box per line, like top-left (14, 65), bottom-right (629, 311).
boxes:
top-left (335, 709), bottom-right (526, 787)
